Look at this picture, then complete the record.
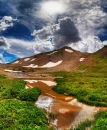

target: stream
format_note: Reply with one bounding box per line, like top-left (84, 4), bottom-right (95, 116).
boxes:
top-left (6, 71), bottom-right (101, 130)
top-left (18, 77), bottom-right (100, 130)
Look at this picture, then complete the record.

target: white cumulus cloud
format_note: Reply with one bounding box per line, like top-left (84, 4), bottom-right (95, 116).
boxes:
top-left (32, 0), bottom-right (107, 53)
top-left (0, 16), bottom-right (17, 31)
top-left (1, 37), bottom-right (54, 58)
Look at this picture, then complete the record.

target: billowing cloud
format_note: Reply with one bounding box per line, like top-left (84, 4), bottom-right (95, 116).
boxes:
top-left (0, 37), bottom-right (54, 59)
top-left (32, 26), bottom-right (52, 41)
top-left (33, 17), bottom-right (81, 49)
top-left (31, 0), bottom-right (107, 52)
top-left (0, 16), bottom-right (17, 31)
top-left (0, 36), bottom-right (11, 49)
top-left (69, 36), bottom-right (106, 53)
top-left (53, 18), bottom-right (81, 48)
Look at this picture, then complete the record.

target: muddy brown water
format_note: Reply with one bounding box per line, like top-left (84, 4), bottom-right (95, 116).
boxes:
top-left (10, 72), bottom-right (101, 130)
top-left (26, 80), bottom-right (82, 130)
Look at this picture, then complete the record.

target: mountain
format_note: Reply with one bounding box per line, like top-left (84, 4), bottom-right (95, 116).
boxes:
top-left (2, 46), bottom-right (107, 73)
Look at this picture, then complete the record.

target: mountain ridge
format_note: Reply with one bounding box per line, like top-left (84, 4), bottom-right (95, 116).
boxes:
top-left (2, 45), bottom-right (107, 73)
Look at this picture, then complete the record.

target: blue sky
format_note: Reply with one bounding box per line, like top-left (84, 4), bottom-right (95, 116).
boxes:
top-left (0, 0), bottom-right (107, 63)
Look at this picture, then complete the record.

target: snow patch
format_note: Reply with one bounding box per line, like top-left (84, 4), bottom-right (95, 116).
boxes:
top-left (40, 80), bottom-right (57, 86)
top-left (25, 85), bottom-right (33, 89)
top-left (40, 60), bottom-right (62, 68)
top-left (24, 58), bottom-right (30, 61)
top-left (79, 58), bottom-right (85, 62)
top-left (24, 80), bottom-right (57, 86)
top-left (65, 97), bottom-right (73, 101)
top-left (65, 49), bottom-right (73, 53)
top-left (13, 61), bottom-right (19, 64)
top-left (4, 69), bottom-right (22, 73)
top-left (29, 85), bottom-right (33, 88)
top-left (47, 51), bottom-right (57, 55)
top-left (24, 80), bottom-right (38, 83)
top-left (23, 60), bottom-right (62, 68)
top-left (46, 93), bottom-right (56, 98)
top-left (30, 59), bottom-right (35, 62)
top-left (23, 64), bottom-right (38, 68)
top-left (25, 86), bottom-right (29, 89)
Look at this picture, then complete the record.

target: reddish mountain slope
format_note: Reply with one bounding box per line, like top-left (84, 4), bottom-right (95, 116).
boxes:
top-left (3, 46), bottom-right (107, 73)
top-left (6, 46), bottom-right (94, 72)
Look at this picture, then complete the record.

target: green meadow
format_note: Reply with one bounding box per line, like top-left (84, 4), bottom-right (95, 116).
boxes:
top-left (0, 75), bottom-right (53, 130)
top-left (53, 71), bottom-right (107, 106)
top-left (52, 71), bottom-right (107, 130)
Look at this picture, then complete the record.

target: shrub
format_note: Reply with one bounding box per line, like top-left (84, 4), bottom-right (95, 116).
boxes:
top-left (0, 99), bottom-right (50, 130)
top-left (18, 87), bottom-right (41, 101)
top-left (74, 120), bottom-right (93, 130)
top-left (0, 79), bottom-right (41, 102)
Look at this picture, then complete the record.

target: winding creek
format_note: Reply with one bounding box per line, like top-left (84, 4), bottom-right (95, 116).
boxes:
top-left (3, 71), bottom-right (103, 130)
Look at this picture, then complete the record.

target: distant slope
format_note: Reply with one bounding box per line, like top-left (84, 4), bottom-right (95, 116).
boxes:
top-left (7, 46), bottom-right (92, 72)
top-left (2, 46), bottom-right (107, 73)
top-left (78, 45), bottom-right (107, 72)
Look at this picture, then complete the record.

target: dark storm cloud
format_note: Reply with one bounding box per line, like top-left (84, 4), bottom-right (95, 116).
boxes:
top-left (0, 39), bottom-right (6, 47)
top-left (53, 18), bottom-right (81, 48)
top-left (34, 18), bottom-right (81, 48)
top-left (0, 37), bottom-right (10, 49)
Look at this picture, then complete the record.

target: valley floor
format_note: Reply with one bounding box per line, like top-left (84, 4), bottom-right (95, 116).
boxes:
top-left (1, 68), bottom-right (107, 130)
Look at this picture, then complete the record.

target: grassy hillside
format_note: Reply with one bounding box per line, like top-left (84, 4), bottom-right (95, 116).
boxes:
top-left (0, 75), bottom-right (53, 130)
top-left (78, 46), bottom-right (107, 73)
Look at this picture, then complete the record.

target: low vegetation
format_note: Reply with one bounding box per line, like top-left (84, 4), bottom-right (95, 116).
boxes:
top-left (0, 100), bottom-right (50, 130)
top-left (74, 111), bottom-right (107, 130)
top-left (74, 120), bottom-right (93, 130)
top-left (51, 71), bottom-right (107, 130)
top-left (52, 71), bottom-right (107, 106)
top-left (0, 79), bottom-right (41, 101)
top-left (0, 74), bottom-right (53, 130)
top-left (92, 111), bottom-right (107, 130)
